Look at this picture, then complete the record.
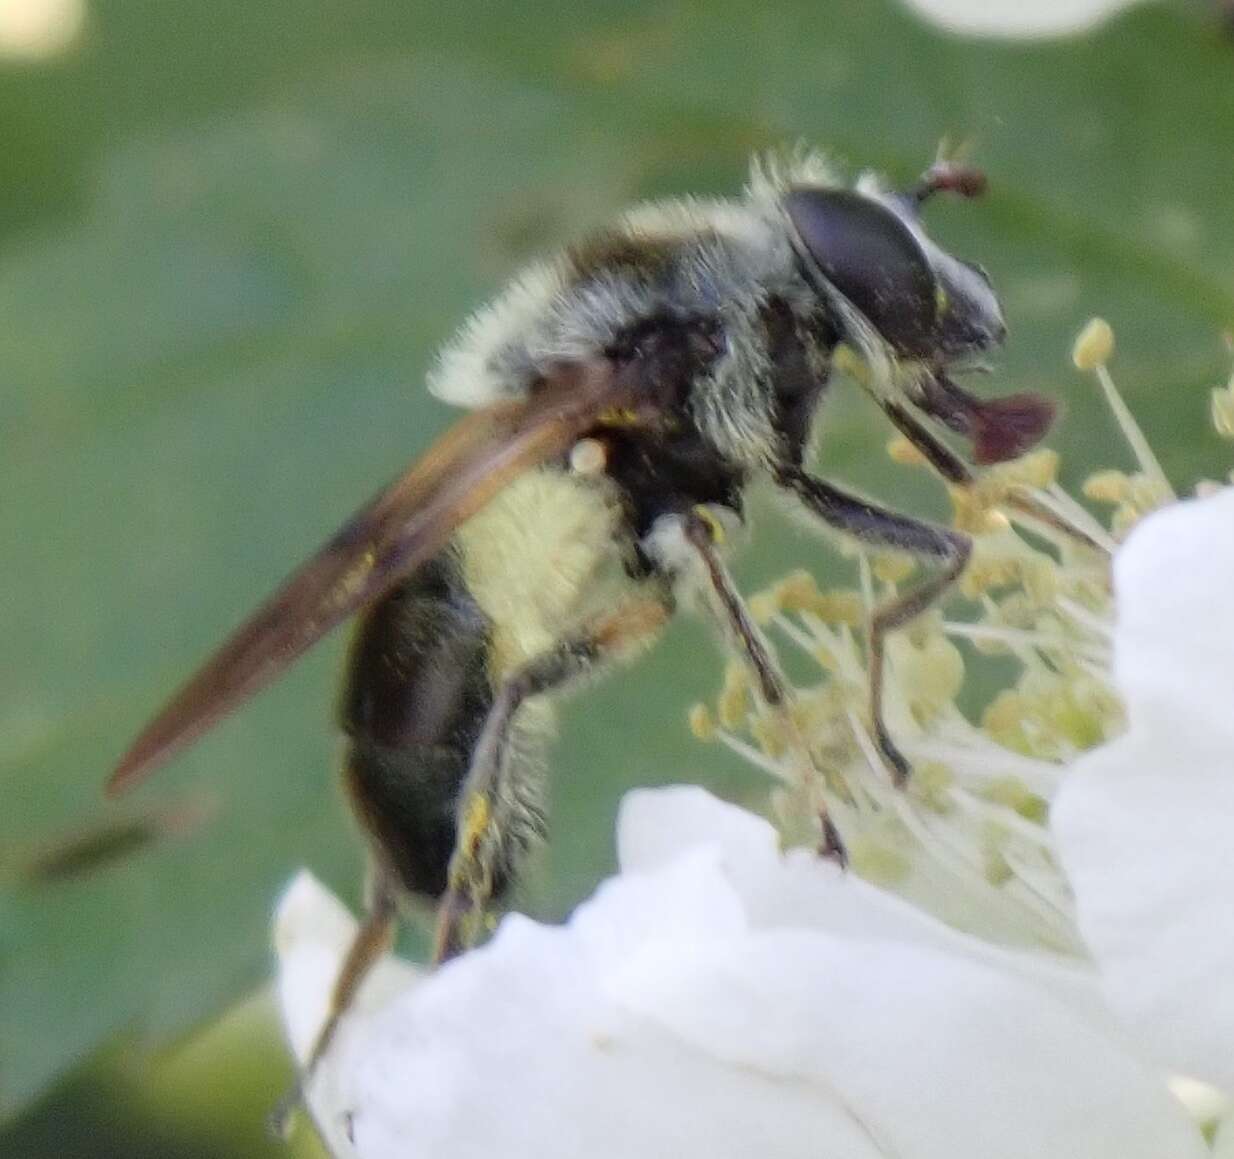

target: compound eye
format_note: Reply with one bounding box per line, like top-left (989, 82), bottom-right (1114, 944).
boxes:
top-left (784, 187), bottom-right (939, 357)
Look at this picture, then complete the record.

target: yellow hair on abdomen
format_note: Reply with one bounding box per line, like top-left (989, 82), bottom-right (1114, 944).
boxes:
top-left (453, 467), bottom-right (633, 677)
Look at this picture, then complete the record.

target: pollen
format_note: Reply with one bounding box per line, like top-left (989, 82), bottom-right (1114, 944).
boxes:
top-left (832, 343), bottom-right (870, 386)
top-left (948, 485), bottom-right (1009, 535)
top-left (1072, 316), bottom-right (1115, 370)
top-left (811, 642), bottom-right (839, 672)
top-left (914, 761), bottom-right (955, 812)
top-left (959, 552), bottom-right (1020, 599)
top-left (597, 407), bottom-right (642, 427)
top-left (1021, 558), bottom-right (1059, 606)
top-left (569, 437), bottom-right (608, 475)
top-left (1013, 448), bottom-right (1061, 491)
top-left (688, 703), bottom-right (716, 743)
top-left (774, 569), bottom-right (820, 610)
top-left (748, 591), bottom-right (779, 625)
top-left (872, 552), bottom-right (916, 585)
top-left (985, 776), bottom-right (1047, 824)
top-left (1082, 469), bottom-right (1131, 504)
top-left (811, 590), bottom-right (864, 627)
top-left (692, 504), bottom-right (728, 545)
top-left (718, 662), bottom-right (750, 729)
top-left (848, 837), bottom-right (912, 886)
top-left (750, 714), bottom-right (788, 759)
top-left (887, 435), bottom-right (927, 466)
top-left (1212, 382), bottom-right (1234, 440)
top-left (460, 793), bottom-right (491, 858)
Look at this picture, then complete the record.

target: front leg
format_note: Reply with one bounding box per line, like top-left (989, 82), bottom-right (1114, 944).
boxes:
top-left (772, 465), bottom-right (971, 786)
top-left (884, 401), bottom-right (1107, 553)
top-left (433, 599), bottom-right (670, 963)
top-left (680, 508), bottom-right (847, 862)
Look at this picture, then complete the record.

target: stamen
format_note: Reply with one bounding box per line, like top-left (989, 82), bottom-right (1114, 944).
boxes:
top-left (770, 613), bottom-right (820, 657)
top-left (951, 788), bottom-right (1053, 850)
top-left (998, 844), bottom-right (1078, 929)
top-left (1053, 595), bottom-right (1113, 641)
top-left (1072, 317), bottom-right (1115, 370)
top-left (913, 728), bottom-right (1062, 795)
top-left (1084, 354), bottom-right (1177, 501)
top-left (846, 710), bottom-right (1071, 940)
top-left (916, 806), bottom-right (1073, 939)
top-left (715, 728), bottom-right (794, 783)
top-left (688, 703), bottom-right (716, 742)
top-left (940, 620), bottom-right (1110, 666)
top-left (1015, 484), bottom-right (1119, 554)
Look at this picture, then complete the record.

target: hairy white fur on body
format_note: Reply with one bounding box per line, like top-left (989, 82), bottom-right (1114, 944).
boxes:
top-left (427, 150), bottom-right (890, 467)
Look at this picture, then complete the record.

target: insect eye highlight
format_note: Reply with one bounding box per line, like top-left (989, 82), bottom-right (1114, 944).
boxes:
top-left (783, 186), bottom-right (940, 358)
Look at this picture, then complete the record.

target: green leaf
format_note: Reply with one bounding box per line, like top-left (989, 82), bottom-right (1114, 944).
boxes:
top-left (2, 0), bottom-right (1231, 1122)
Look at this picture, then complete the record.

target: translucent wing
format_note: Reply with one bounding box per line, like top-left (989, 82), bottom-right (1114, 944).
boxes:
top-left (109, 360), bottom-right (634, 793)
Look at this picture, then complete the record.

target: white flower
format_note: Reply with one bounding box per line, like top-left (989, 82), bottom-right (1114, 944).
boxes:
top-left (1053, 487), bottom-right (1234, 1098)
top-left (0, 0), bottom-right (85, 60)
top-left (276, 329), bottom-right (1234, 1155)
top-left (897, 0), bottom-right (1148, 39)
top-left (276, 787), bottom-right (1207, 1159)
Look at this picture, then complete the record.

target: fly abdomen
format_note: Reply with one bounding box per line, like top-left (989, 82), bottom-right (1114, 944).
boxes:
top-left (340, 554), bottom-right (494, 899)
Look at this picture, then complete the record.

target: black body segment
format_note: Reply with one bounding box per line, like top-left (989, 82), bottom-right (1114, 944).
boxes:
top-left (340, 554), bottom-right (495, 899)
top-left (762, 298), bottom-right (835, 463)
top-left (578, 314), bottom-right (747, 552)
top-left (601, 420), bottom-right (746, 545)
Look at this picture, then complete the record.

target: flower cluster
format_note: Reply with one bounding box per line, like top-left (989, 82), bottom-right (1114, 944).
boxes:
top-left (276, 320), bottom-right (1234, 1156)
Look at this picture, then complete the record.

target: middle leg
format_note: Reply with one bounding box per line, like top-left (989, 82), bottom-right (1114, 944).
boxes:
top-left (680, 507), bottom-right (847, 862)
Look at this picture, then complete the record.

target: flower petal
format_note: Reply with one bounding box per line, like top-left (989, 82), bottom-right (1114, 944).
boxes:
top-left (346, 914), bottom-right (887, 1159)
top-left (278, 791), bottom-right (1207, 1158)
top-left (1215, 1115), bottom-right (1234, 1159)
top-left (1054, 489), bottom-right (1234, 1093)
top-left (620, 787), bottom-right (1107, 1029)
top-left (1098, 488), bottom-right (1234, 743)
top-left (897, 0), bottom-right (1146, 39)
top-left (273, 871), bottom-right (418, 1155)
top-left (616, 930), bottom-right (1204, 1159)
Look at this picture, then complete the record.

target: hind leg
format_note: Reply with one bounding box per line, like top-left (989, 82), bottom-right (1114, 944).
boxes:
top-left (434, 599), bottom-right (670, 963)
top-left (269, 864), bottom-right (399, 1137)
top-left (274, 559), bottom-right (492, 1132)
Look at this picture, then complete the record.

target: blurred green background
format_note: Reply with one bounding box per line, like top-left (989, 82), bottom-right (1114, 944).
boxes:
top-left (2, 0), bottom-right (1233, 1155)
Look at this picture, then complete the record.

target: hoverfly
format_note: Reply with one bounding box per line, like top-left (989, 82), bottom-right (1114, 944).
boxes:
top-left (109, 150), bottom-right (1058, 1110)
